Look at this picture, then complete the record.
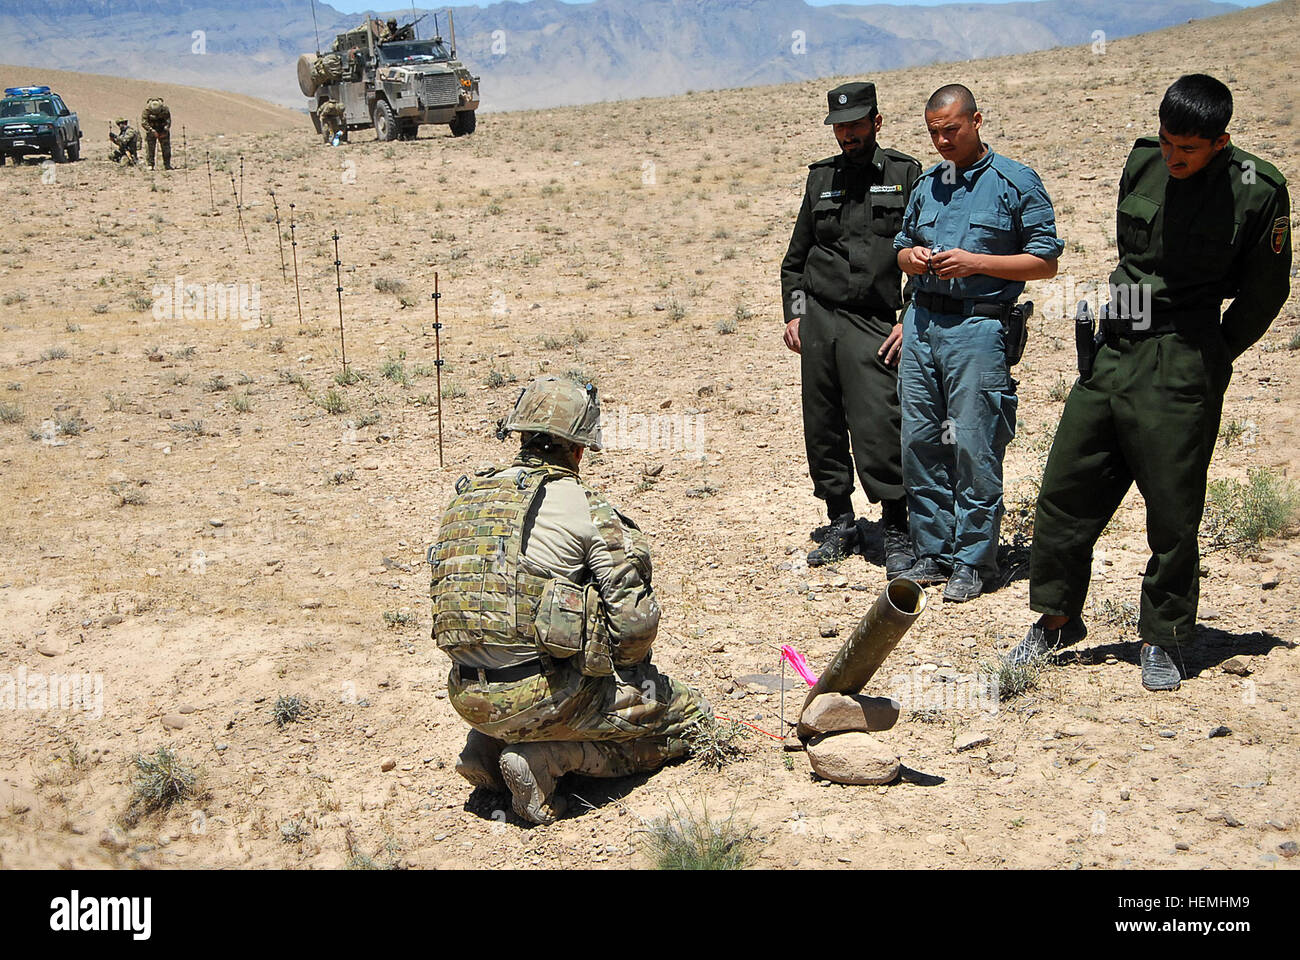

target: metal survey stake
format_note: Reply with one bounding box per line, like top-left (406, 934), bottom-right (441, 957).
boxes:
top-left (239, 155), bottom-right (245, 207)
top-left (269, 191), bottom-right (287, 282)
top-left (432, 272), bottom-right (445, 468)
top-left (333, 231), bottom-right (348, 375)
top-left (205, 151), bottom-right (216, 214)
top-left (230, 173), bottom-right (250, 254)
top-left (289, 203), bottom-right (303, 324)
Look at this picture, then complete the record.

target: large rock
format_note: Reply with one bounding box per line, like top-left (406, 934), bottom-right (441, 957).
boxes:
top-left (806, 731), bottom-right (899, 785)
top-left (798, 692), bottom-right (899, 736)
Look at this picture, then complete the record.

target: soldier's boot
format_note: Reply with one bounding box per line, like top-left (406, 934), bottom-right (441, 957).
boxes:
top-left (499, 739), bottom-right (675, 825)
top-left (808, 513), bottom-right (859, 567)
top-left (454, 729), bottom-right (507, 792)
top-left (881, 497), bottom-right (916, 579)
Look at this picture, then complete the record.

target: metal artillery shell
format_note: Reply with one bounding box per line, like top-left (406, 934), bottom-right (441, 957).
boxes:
top-left (800, 577), bottom-right (926, 715)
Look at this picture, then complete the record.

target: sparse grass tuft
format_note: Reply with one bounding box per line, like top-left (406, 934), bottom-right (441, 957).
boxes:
top-left (1288, 329), bottom-right (1300, 351)
top-left (272, 694), bottom-right (309, 728)
top-left (329, 468), bottom-right (356, 485)
top-left (685, 715), bottom-right (749, 770)
top-left (383, 610), bottom-right (417, 629)
top-left (1095, 597), bottom-right (1139, 630)
top-left (1047, 376), bottom-right (1070, 402)
top-left (643, 796), bottom-right (756, 870)
top-left (374, 277), bottom-right (406, 295)
top-left (381, 359), bottom-right (410, 386)
top-left (39, 347), bottom-right (69, 362)
top-left (334, 367), bottom-right (361, 386)
top-left (319, 389), bottom-right (347, 415)
top-left (715, 317), bottom-right (737, 335)
top-left (123, 747), bottom-right (200, 826)
top-left (1204, 467), bottom-right (1300, 550)
top-left (205, 374), bottom-right (229, 393)
top-left (441, 382), bottom-right (466, 400)
top-left (0, 402), bottom-right (22, 424)
top-left (982, 654), bottom-right (1045, 701)
top-left (231, 392), bottom-right (253, 414)
top-left (484, 368), bottom-right (516, 389)
top-left (111, 481), bottom-right (146, 507)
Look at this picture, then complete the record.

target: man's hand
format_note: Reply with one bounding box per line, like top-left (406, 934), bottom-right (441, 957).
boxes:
top-left (878, 323), bottom-right (903, 368)
top-left (929, 247), bottom-right (983, 279)
top-left (784, 317), bottom-right (802, 354)
top-left (899, 246), bottom-right (932, 276)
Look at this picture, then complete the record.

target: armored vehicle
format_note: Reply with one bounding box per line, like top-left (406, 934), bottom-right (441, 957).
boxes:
top-left (0, 86), bottom-right (82, 164)
top-left (298, 10), bottom-right (479, 142)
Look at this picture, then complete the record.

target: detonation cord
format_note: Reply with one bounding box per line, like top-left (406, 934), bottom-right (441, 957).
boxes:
top-left (714, 714), bottom-right (784, 741)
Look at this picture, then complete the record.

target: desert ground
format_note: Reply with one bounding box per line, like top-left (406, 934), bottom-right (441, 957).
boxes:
top-left (0, 1), bottom-right (1297, 870)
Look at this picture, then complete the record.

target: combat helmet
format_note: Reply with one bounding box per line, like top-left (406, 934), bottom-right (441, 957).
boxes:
top-left (498, 376), bottom-right (602, 451)
top-left (114, 117), bottom-right (128, 126)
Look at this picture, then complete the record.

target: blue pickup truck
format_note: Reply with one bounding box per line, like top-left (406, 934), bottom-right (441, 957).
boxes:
top-left (0, 85), bottom-right (82, 164)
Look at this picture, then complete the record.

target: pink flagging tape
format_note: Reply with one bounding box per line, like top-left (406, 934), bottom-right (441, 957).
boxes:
top-left (780, 644), bottom-right (818, 687)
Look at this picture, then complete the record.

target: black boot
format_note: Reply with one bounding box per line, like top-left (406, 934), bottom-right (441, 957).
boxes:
top-left (881, 498), bottom-right (915, 579)
top-left (808, 513), bottom-right (859, 567)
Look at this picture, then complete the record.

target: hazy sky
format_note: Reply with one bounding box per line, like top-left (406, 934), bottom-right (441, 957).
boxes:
top-left (323, 0), bottom-right (1261, 12)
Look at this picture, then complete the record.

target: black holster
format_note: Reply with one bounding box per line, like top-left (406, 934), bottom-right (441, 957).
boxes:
top-left (1003, 300), bottom-right (1033, 366)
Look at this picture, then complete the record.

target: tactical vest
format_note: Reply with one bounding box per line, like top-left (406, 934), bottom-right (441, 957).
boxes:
top-left (430, 462), bottom-right (628, 675)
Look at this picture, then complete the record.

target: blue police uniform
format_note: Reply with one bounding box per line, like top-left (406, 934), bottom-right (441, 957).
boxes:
top-left (893, 148), bottom-right (1063, 578)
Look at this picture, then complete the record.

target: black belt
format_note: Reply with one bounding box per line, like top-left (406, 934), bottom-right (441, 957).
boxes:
top-left (457, 660), bottom-right (546, 684)
top-left (914, 291), bottom-right (1009, 318)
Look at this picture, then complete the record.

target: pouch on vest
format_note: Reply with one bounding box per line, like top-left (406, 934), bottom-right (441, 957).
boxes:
top-left (534, 577), bottom-right (585, 658)
top-left (576, 583), bottom-right (614, 677)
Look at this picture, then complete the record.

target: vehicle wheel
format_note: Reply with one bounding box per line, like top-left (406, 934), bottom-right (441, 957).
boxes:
top-left (449, 110), bottom-right (476, 137)
top-left (373, 100), bottom-right (398, 142)
top-left (52, 136), bottom-right (67, 163)
top-left (67, 139), bottom-right (80, 162)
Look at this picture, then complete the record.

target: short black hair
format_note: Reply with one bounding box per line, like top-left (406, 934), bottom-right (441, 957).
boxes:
top-left (925, 84), bottom-right (977, 117)
top-left (1159, 74), bottom-right (1232, 140)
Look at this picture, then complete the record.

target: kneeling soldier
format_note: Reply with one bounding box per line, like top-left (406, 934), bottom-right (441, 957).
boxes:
top-left (430, 376), bottom-right (712, 823)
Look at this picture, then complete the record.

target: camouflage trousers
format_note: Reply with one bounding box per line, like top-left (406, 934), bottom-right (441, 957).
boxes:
top-left (146, 130), bottom-right (171, 168)
top-left (449, 658), bottom-right (712, 769)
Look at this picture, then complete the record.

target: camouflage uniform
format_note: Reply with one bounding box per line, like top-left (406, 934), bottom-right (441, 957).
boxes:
top-left (430, 377), bottom-right (711, 822)
top-left (140, 98), bottom-right (172, 170)
top-left (108, 119), bottom-right (140, 164)
top-left (318, 100), bottom-right (347, 144)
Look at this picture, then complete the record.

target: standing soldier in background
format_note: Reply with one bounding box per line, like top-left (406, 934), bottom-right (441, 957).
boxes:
top-left (1008, 74), bottom-right (1291, 691)
top-left (431, 377), bottom-right (712, 824)
top-left (781, 81), bottom-right (921, 576)
top-left (108, 117), bottom-right (139, 165)
top-left (140, 96), bottom-right (172, 170)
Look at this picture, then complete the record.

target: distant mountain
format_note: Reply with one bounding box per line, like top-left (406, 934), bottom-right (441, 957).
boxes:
top-left (0, 0), bottom-right (1241, 111)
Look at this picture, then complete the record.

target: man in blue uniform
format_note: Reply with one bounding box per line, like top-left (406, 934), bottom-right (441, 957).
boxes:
top-left (1007, 75), bottom-right (1291, 690)
top-left (894, 84), bottom-right (1063, 602)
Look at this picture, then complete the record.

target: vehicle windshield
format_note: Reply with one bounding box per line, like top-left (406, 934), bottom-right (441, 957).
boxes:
top-left (1, 98), bottom-right (55, 118)
top-left (378, 40), bottom-right (450, 63)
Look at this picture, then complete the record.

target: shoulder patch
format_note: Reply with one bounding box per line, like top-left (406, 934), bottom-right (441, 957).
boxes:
top-left (1273, 216), bottom-right (1289, 255)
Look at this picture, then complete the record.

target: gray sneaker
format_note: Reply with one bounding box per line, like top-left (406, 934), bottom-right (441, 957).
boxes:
top-left (1140, 643), bottom-right (1182, 691)
top-left (1004, 616), bottom-right (1088, 667)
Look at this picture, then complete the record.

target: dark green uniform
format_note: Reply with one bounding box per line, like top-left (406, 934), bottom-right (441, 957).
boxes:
top-left (1031, 138), bottom-right (1292, 647)
top-left (781, 143), bottom-right (921, 508)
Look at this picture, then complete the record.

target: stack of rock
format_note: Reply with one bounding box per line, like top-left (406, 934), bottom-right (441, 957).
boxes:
top-left (788, 692), bottom-right (901, 785)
